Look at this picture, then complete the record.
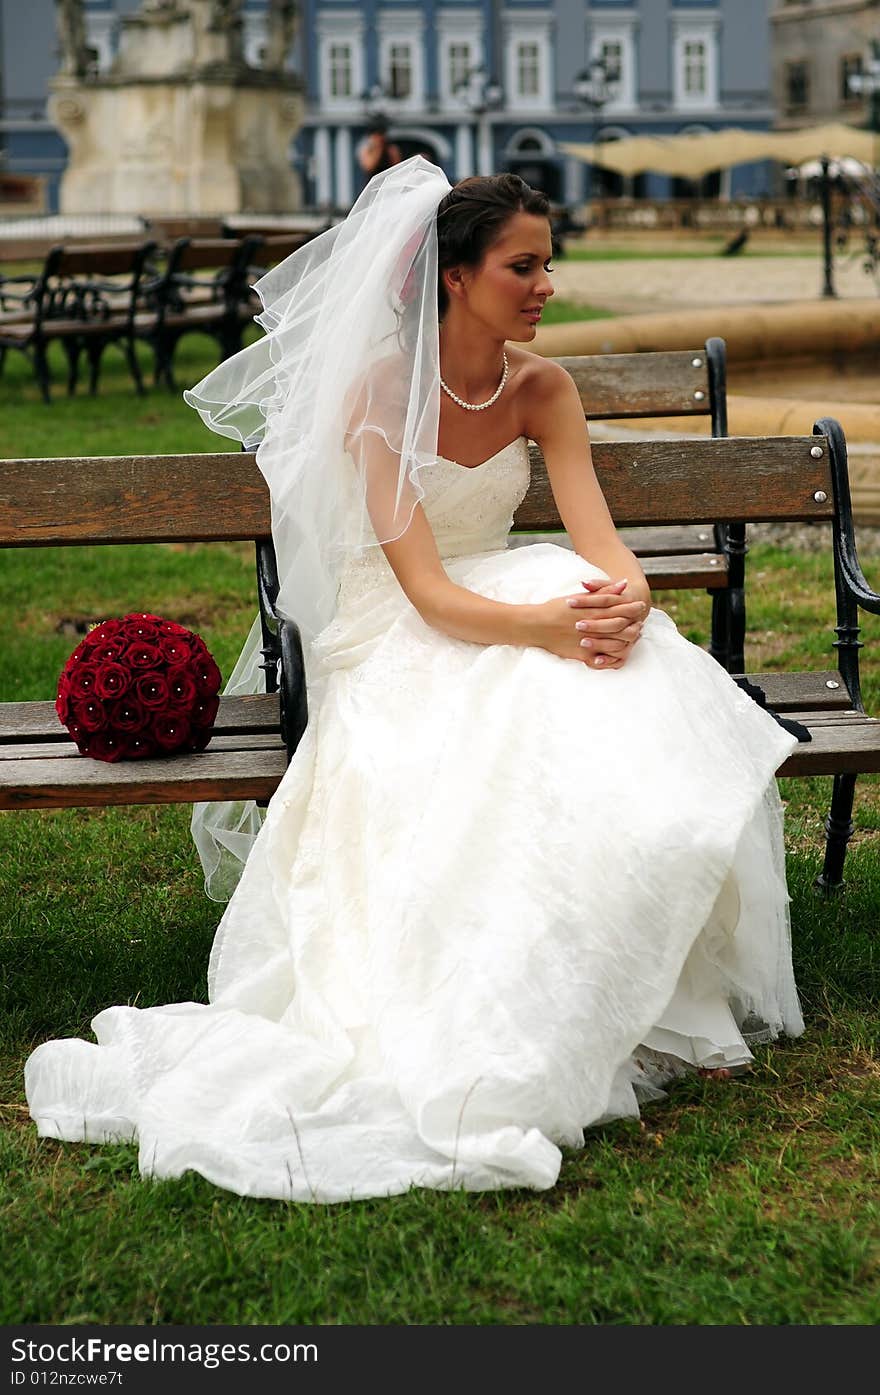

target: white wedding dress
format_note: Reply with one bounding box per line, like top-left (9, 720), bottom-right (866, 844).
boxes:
top-left (26, 437), bottom-right (803, 1201)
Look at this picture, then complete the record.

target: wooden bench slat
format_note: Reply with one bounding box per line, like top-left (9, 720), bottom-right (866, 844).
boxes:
top-left (554, 351), bottom-right (712, 419)
top-left (641, 554), bottom-right (727, 589)
top-left (520, 439), bottom-right (835, 528)
top-left (505, 533), bottom-right (728, 588)
top-left (0, 747), bottom-right (288, 810)
top-left (778, 720), bottom-right (880, 777)
top-left (617, 524), bottom-right (718, 555)
top-left (0, 437), bottom-right (835, 546)
top-left (0, 694), bottom-right (279, 743)
top-left (740, 672), bottom-right (852, 711)
top-left (8, 716), bottom-right (880, 807)
top-left (0, 732), bottom-right (285, 761)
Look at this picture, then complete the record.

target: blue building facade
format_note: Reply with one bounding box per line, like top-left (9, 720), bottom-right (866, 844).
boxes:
top-left (0, 1), bottom-right (773, 214)
top-left (295, 0), bottom-right (775, 208)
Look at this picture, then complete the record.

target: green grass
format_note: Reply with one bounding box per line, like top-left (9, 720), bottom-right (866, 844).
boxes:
top-left (1, 339), bottom-right (880, 1326)
top-left (540, 297), bottom-right (613, 324)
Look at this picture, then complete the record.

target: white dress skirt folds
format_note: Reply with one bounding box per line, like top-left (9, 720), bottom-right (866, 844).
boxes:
top-left (26, 437), bottom-right (803, 1202)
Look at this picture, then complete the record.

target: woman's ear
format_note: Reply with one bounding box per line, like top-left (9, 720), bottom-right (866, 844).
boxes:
top-left (442, 265), bottom-right (467, 303)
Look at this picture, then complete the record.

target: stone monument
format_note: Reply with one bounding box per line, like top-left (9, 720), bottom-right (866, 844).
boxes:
top-left (50, 0), bottom-right (303, 215)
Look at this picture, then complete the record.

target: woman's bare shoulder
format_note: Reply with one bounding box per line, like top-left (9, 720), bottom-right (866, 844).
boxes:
top-left (509, 347), bottom-right (574, 400)
top-left (509, 348), bottom-right (580, 439)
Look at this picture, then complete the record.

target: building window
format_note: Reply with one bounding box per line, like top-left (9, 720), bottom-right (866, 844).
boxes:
top-left (516, 41), bottom-right (541, 99)
top-left (388, 42), bottom-right (414, 100)
top-left (683, 39), bottom-right (707, 97)
top-left (328, 42), bottom-right (353, 99)
top-left (589, 24), bottom-right (636, 110)
top-left (448, 42), bottom-right (472, 96)
top-left (841, 53), bottom-right (863, 103)
top-left (785, 60), bottom-right (810, 113)
top-left (505, 24), bottom-right (551, 109)
top-left (673, 24), bottom-right (718, 109)
top-left (599, 40), bottom-right (623, 84)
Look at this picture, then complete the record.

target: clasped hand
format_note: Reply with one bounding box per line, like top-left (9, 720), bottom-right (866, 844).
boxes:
top-left (532, 578), bottom-right (648, 670)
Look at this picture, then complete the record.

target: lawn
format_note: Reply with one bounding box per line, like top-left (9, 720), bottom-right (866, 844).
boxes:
top-left (1, 332), bottom-right (879, 1326)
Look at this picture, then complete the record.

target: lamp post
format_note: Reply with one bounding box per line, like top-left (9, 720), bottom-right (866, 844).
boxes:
top-left (573, 56), bottom-right (619, 203)
top-left (454, 67), bottom-right (504, 177)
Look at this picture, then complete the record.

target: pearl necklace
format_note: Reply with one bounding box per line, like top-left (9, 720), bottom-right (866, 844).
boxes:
top-left (439, 352), bottom-right (509, 412)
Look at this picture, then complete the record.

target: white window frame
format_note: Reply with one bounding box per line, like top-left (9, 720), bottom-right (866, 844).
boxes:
top-left (588, 16), bottom-right (638, 114)
top-left (441, 39), bottom-right (482, 104)
top-left (672, 19), bottom-right (719, 112)
top-left (437, 10), bottom-right (484, 107)
top-left (504, 14), bottom-right (553, 111)
top-left (387, 41), bottom-right (415, 100)
top-left (378, 12), bottom-right (425, 113)
top-left (318, 12), bottom-right (365, 112)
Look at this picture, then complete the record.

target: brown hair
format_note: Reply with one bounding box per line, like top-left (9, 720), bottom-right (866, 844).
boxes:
top-left (435, 173), bottom-right (550, 315)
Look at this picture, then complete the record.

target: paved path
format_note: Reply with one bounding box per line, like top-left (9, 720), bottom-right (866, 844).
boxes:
top-left (553, 252), bottom-right (878, 315)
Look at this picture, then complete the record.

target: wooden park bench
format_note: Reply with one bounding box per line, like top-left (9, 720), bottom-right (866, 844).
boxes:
top-left (0, 241), bottom-right (158, 401)
top-left (1, 417), bottom-right (878, 891)
top-left (136, 235), bottom-right (265, 389)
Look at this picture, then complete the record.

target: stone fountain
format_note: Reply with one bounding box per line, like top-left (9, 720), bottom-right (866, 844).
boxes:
top-left (49, 0), bottom-right (302, 215)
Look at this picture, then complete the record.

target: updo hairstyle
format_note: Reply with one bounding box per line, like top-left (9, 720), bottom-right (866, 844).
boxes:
top-left (435, 173), bottom-right (550, 316)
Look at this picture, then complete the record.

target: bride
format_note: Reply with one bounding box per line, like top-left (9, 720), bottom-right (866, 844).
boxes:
top-left (25, 158), bottom-right (803, 1202)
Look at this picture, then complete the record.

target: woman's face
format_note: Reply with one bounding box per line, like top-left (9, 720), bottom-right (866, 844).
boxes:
top-left (449, 211), bottom-right (555, 340)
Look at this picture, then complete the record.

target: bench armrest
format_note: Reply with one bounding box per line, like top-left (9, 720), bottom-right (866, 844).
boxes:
top-left (278, 618), bottom-right (308, 762)
top-left (815, 416), bottom-right (880, 615)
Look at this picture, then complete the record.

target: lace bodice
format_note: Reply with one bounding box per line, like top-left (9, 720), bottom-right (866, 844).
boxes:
top-left (336, 436), bottom-right (532, 608)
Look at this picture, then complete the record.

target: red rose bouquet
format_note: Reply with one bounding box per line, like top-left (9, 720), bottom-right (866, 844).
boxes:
top-left (55, 613), bottom-right (222, 762)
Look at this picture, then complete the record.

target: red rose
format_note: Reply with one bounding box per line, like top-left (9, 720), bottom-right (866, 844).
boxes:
top-left (155, 618), bottom-right (190, 637)
top-left (188, 725), bottom-right (213, 752)
top-left (124, 734), bottom-right (157, 759)
top-left (93, 663), bottom-right (131, 701)
top-left (90, 635), bottom-right (128, 663)
top-left (194, 655), bottom-right (222, 697)
top-left (66, 640), bottom-right (90, 664)
top-left (110, 697), bottom-right (150, 733)
top-left (88, 731), bottom-right (128, 763)
top-left (134, 671), bottom-right (170, 709)
top-left (88, 619), bottom-right (124, 640)
top-left (55, 673), bottom-right (72, 724)
top-left (159, 635), bottom-right (193, 665)
top-left (153, 713), bottom-right (191, 751)
top-left (123, 641), bottom-right (163, 669)
top-left (68, 663), bottom-right (100, 699)
top-left (166, 665), bottom-right (198, 708)
top-left (124, 617), bottom-right (160, 643)
top-left (191, 694), bottom-right (220, 729)
top-left (71, 699), bottom-right (107, 733)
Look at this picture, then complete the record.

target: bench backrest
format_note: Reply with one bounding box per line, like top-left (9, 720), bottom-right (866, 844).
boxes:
top-left (251, 233), bottom-right (315, 267)
top-left (552, 342), bottom-right (725, 429)
top-left (25, 241), bottom-right (158, 323)
top-left (147, 217), bottom-right (226, 243)
top-left (0, 435), bottom-right (836, 549)
top-left (166, 238), bottom-right (251, 274)
top-left (44, 243), bottom-right (157, 279)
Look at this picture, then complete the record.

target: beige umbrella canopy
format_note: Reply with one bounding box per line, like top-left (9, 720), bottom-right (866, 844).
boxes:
top-left (767, 123), bottom-right (877, 165)
top-left (561, 123), bottom-right (878, 178)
